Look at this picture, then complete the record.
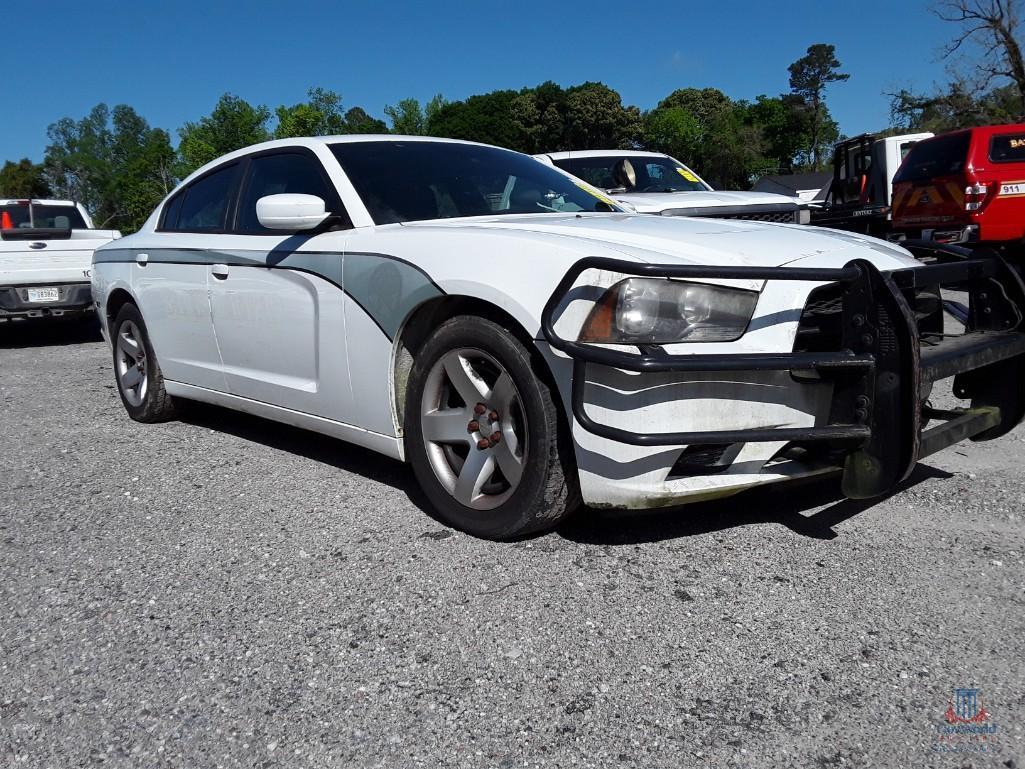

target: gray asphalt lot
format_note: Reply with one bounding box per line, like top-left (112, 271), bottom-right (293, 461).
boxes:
top-left (1, 317), bottom-right (1023, 768)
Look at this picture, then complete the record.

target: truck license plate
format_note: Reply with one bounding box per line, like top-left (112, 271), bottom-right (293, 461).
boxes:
top-left (27, 288), bottom-right (60, 302)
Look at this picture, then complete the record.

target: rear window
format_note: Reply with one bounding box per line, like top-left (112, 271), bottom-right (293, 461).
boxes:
top-left (989, 133), bottom-right (1025, 163)
top-left (893, 132), bottom-right (971, 183)
top-left (0, 204), bottom-right (88, 230)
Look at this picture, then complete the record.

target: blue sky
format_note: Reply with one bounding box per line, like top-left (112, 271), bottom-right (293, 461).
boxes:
top-left (2, 0), bottom-right (958, 162)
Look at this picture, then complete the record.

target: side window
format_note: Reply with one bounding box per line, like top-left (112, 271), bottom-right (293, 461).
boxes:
top-left (989, 133), bottom-right (1025, 163)
top-left (237, 152), bottom-right (343, 233)
top-left (174, 163), bottom-right (240, 232)
top-left (161, 190), bottom-right (184, 230)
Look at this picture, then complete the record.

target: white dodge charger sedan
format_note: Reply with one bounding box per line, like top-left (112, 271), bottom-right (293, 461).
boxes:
top-left (92, 136), bottom-right (1025, 539)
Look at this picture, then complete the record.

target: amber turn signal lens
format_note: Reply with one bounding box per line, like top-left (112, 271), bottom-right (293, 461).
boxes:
top-left (578, 285), bottom-right (619, 342)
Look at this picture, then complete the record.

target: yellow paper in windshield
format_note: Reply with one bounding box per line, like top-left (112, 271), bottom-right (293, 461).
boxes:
top-left (677, 167), bottom-right (700, 183)
top-left (575, 182), bottom-right (618, 208)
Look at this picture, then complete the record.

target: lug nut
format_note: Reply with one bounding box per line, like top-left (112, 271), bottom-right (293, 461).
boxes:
top-left (474, 403), bottom-right (487, 415)
top-left (467, 420), bottom-right (479, 433)
top-left (477, 438), bottom-right (491, 450)
top-left (490, 431), bottom-right (502, 444)
top-left (488, 410), bottom-right (499, 421)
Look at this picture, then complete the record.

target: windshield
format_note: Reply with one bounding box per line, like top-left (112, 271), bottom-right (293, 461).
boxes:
top-left (551, 155), bottom-right (709, 193)
top-left (329, 141), bottom-right (621, 224)
top-left (0, 203), bottom-right (88, 230)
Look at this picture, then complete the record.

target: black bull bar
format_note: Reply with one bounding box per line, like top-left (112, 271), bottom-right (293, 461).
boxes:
top-left (540, 243), bottom-right (1025, 499)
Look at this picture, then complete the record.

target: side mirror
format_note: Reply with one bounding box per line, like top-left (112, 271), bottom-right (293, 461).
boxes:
top-left (256, 194), bottom-right (330, 231)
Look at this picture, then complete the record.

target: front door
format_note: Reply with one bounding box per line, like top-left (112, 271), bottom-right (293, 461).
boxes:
top-left (207, 150), bottom-right (355, 422)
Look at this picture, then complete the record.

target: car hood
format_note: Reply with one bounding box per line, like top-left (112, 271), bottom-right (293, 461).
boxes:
top-left (612, 190), bottom-right (800, 213)
top-left (402, 213), bottom-right (919, 274)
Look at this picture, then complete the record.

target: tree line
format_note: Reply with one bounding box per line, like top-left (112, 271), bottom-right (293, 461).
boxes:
top-left (0, 43), bottom-right (848, 232)
top-left (2, 0), bottom-right (1023, 233)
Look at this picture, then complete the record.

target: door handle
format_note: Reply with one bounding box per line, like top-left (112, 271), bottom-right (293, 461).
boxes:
top-left (135, 253), bottom-right (148, 266)
top-left (211, 264), bottom-right (229, 280)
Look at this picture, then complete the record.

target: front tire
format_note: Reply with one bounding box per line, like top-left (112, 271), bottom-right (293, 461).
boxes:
top-left (111, 303), bottom-right (177, 423)
top-left (404, 316), bottom-right (578, 539)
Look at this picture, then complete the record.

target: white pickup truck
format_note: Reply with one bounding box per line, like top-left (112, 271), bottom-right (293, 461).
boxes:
top-left (0, 199), bottom-right (120, 322)
top-left (536, 150), bottom-right (809, 224)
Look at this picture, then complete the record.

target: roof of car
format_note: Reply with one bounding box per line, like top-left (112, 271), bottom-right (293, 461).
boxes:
top-left (0, 199), bottom-right (78, 206)
top-left (911, 123), bottom-right (1025, 145)
top-left (177, 134), bottom-right (518, 189)
top-left (220, 134), bottom-right (492, 155)
top-left (540, 150), bottom-right (671, 161)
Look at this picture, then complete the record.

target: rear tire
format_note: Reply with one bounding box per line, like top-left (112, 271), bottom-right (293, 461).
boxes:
top-left (404, 316), bottom-right (578, 539)
top-left (111, 303), bottom-right (177, 423)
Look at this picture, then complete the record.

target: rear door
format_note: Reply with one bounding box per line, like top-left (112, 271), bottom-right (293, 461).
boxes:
top-left (207, 147), bottom-right (355, 422)
top-left (131, 162), bottom-right (241, 392)
top-left (892, 132), bottom-right (972, 229)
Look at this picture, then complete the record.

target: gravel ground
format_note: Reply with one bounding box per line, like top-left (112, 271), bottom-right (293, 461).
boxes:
top-left (1, 317), bottom-right (1023, 769)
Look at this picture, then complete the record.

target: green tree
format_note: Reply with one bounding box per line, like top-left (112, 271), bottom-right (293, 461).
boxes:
top-left (563, 82), bottom-right (642, 149)
top-left (0, 159), bottom-right (51, 198)
top-left (788, 44), bottom-right (849, 169)
top-left (43, 104), bottom-right (175, 230)
top-left (109, 106), bottom-right (176, 230)
top-left (274, 87), bottom-right (348, 138)
top-left (44, 104), bottom-right (114, 217)
top-left (643, 88), bottom-right (737, 171)
top-left (642, 107), bottom-right (702, 166)
top-left (655, 88), bottom-right (734, 126)
top-left (703, 107), bottom-right (771, 187)
top-left (642, 88), bottom-right (773, 186)
top-left (427, 90), bottom-right (522, 147)
top-left (428, 82), bottom-right (640, 153)
top-left (177, 94), bottom-right (271, 176)
top-left (746, 94), bottom-right (815, 173)
top-left (385, 94), bottom-right (447, 135)
top-left (343, 106), bottom-right (388, 134)
top-left (510, 81), bottom-right (568, 153)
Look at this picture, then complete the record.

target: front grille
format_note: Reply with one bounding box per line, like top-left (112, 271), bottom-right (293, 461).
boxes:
top-left (663, 204), bottom-right (801, 222)
top-left (794, 281), bottom-right (946, 354)
top-left (794, 283), bottom-right (845, 353)
top-left (712, 210), bottom-right (799, 224)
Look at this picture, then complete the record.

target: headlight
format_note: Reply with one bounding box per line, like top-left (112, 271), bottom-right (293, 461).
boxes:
top-left (578, 278), bottom-right (758, 344)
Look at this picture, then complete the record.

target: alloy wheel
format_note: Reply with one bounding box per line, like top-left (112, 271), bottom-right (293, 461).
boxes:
top-left (420, 347), bottom-right (528, 510)
top-left (116, 321), bottom-right (148, 407)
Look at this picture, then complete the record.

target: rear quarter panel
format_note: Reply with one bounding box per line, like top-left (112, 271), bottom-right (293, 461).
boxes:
top-left (969, 128), bottom-right (1025, 242)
